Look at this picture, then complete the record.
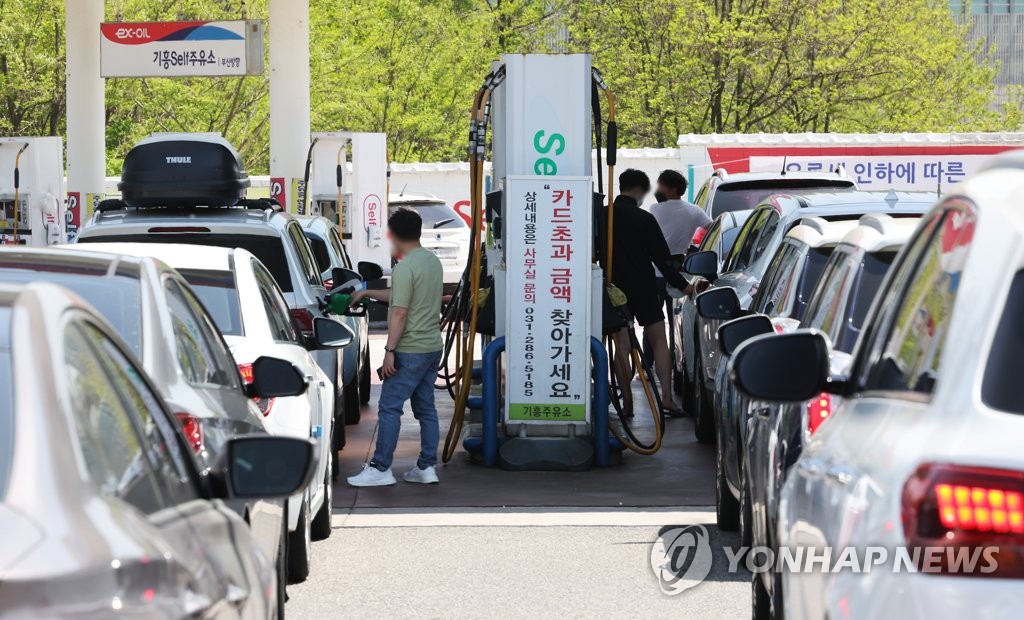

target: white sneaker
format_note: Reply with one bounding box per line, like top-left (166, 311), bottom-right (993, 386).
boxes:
top-left (403, 465), bottom-right (439, 484)
top-left (347, 464), bottom-right (396, 487)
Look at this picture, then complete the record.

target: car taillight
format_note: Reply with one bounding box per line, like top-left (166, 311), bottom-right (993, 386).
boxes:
top-left (774, 323), bottom-right (785, 334)
top-left (902, 463), bottom-right (1024, 577)
top-left (174, 413), bottom-right (204, 454)
top-left (290, 308), bottom-right (315, 334)
top-left (323, 278), bottom-right (334, 290)
top-left (238, 363), bottom-right (275, 416)
top-left (692, 226), bottom-right (707, 246)
top-left (806, 392), bottom-right (831, 434)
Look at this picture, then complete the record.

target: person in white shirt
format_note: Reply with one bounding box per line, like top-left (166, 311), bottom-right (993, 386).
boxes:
top-left (648, 170), bottom-right (711, 415)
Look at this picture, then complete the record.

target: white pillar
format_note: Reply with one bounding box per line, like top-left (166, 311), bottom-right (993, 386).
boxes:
top-left (65, 0), bottom-right (106, 201)
top-left (269, 0), bottom-right (311, 212)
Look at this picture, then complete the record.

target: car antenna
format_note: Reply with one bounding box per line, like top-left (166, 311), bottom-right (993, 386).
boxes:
top-left (399, 183), bottom-right (407, 197)
top-left (780, 155), bottom-right (787, 176)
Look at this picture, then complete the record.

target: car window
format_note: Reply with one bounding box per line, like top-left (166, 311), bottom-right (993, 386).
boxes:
top-left (792, 247), bottom-right (834, 319)
top-left (328, 227), bottom-right (353, 269)
top-left (694, 182), bottom-right (710, 210)
top-left (164, 278), bottom-right (240, 389)
top-left (850, 251), bottom-right (897, 330)
top-left (699, 219), bottom-right (723, 253)
top-left (982, 270), bottom-right (1024, 415)
top-left (253, 259), bottom-right (302, 344)
top-left (749, 212), bottom-right (782, 266)
top-left (178, 269), bottom-right (243, 337)
top-left (83, 323), bottom-right (199, 505)
top-left (724, 209), bottom-right (769, 272)
top-left (709, 180), bottom-right (855, 217)
top-left (809, 256), bottom-right (858, 344)
top-left (287, 222), bottom-right (325, 288)
top-left (392, 202), bottom-right (466, 229)
top-left (752, 243), bottom-right (801, 315)
top-left (64, 321), bottom-right (165, 514)
top-left (305, 233), bottom-right (333, 277)
top-left (862, 208), bottom-right (975, 395)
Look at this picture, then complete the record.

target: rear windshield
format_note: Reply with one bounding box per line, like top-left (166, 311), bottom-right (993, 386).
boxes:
top-left (982, 270), bottom-right (1024, 415)
top-left (0, 310), bottom-right (12, 499)
top-left (851, 251), bottom-right (897, 329)
top-left (711, 180), bottom-right (855, 217)
top-left (391, 202), bottom-right (466, 229)
top-left (80, 234), bottom-right (295, 293)
top-left (178, 269), bottom-right (243, 336)
top-left (0, 271), bottom-right (142, 355)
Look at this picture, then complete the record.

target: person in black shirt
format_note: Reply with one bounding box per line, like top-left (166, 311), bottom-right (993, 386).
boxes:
top-left (608, 169), bottom-right (692, 415)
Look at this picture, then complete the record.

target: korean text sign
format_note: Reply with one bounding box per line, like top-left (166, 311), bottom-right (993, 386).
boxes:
top-left (505, 176), bottom-right (592, 423)
top-left (749, 155), bottom-right (989, 192)
top-left (100, 20), bottom-right (264, 78)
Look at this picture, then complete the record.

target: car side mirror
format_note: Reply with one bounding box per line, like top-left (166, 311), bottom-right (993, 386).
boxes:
top-left (223, 435), bottom-right (315, 499)
top-left (357, 261), bottom-right (384, 282)
top-left (684, 250), bottom-right (718, 281)
top-left (311, 317), bottom-right (354, 349)
top-left (718, 314), bottom-right (774, 356)
top-left (246, 356), bottom-right (307, 398)
top-left (696, 287), bottom-right (741, 321)
top-left (730, 330), bottom-right (831, 402)
top-left (331, 267), bottom-right (362, 291)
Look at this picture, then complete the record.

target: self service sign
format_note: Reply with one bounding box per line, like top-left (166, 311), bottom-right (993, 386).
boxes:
top-left (505, 176), bottom-right (592, 423)
top-left (101, 20), bottom-right (265, 78)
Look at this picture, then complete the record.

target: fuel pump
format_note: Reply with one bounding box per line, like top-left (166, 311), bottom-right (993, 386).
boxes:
top-left (441, 54), bottom-right (664, 470)
top-left (306, 132), bottom-right (390, 273)
top-left (0, 137), bottom-right (64, 246)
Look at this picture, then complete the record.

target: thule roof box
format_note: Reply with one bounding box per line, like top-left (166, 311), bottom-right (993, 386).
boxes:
top-left (117, 134), bottom-right (251, 208)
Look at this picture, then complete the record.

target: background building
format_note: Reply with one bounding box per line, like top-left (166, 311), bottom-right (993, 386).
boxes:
top-left (952, 0), bottom-right (1024, 104)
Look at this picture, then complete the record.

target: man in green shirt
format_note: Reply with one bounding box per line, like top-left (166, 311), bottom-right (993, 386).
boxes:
top-left (347, 209), bottom-right (445, 487)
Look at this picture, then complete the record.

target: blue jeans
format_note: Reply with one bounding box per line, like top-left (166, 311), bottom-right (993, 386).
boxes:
top-left (371, 350), bottom-right (442, 470)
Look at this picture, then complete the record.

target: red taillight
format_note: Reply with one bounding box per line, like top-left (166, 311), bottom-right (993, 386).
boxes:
top-left (774, 323), bottom-right (785, 334)
top-left (806, 392), bottom-right (831, 435)
top-left (692, 226), bottom-right (707, 246)
top-left (290, 308), bottom-right (315, 334)
top-left (902, 463), bottom-right (1024, 577)
top-left (174, 412), bottom-right (204, 454)
top-left (238, 363), bottom-right (275, 416)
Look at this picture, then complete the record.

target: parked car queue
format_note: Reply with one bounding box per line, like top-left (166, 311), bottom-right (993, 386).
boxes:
top-left (0, 135), bottom-right (380, 617)
top-left (674, 157), bottom-right (1024, 618)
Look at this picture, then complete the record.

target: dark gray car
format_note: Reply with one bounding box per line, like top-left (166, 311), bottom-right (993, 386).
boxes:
top-left (0, 281), bottom-right (314, 618)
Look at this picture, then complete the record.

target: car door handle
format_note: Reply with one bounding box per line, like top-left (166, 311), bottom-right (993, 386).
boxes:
top-left (826, 465), bottom-right (856, 487)
top-left (797, 458), bottom-right (825, 480)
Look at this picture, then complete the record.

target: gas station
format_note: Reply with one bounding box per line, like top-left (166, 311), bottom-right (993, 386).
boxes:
top-left (6, 2), bottom-right (1024, 617)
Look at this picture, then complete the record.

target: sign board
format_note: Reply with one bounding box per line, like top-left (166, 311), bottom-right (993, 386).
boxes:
top-left (749, 155), bottom-right (990, 193)
top-left (269, 176), bottom-right (286, 209)
top-left (505, 176), bottom-right (592, 423)
top-left (363, 193), bottom-right (382, 231)
top-left (290, 178), bottom-right (307, 215)
top-left (101, 20), bottom-right (264, 78)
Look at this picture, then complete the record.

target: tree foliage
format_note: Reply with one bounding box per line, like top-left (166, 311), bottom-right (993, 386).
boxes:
top-left (0, 0), bottom-right (1017, 173)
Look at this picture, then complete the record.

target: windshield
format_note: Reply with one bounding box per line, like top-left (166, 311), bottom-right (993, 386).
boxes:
top-left (711, 180), bottom-right (856, 217)
top-left (178, 269), bottom-right (243, 336)
top-left (851, 251), bottom-right (897, 329)
top-left (81, 234), bottom-right (295, 293)
top-left (0, 309), bottom-right (11, 499)
top-left (391, 202), bottom-right (466, 229)
top-left (0, 271), bottom-right (142, 355)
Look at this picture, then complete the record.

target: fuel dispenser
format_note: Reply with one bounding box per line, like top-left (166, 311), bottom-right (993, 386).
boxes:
top-left (0, 137), bottom-right (64, 246)
top-left (440, 54), bottom-right (664, 470)
top-left (306, 132), bottom-right (390, 272)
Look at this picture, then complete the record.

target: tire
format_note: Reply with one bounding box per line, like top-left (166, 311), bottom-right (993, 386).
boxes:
top-left (693, 360), bottom-right (715, 445)
top-left (359, 345), bottom-right (371, 406)
top-left (274, 511), bottom-right (287, 619)
top-left (287, 496), bottom-right (311, 584)
top-left (716, 440), bottom-right (740, 531)
top-left (752, 572), bottom-right (771, 620)
top-left (343, 379), bottom-right (360, 425)
top-left (311, 450), bottom-right (333, 541)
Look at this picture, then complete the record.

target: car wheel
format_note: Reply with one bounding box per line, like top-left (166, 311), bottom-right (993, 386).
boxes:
top-left (274, 509), bottom-right (287, 619)
top-left (343, 379), bottom-right (360, 425)
top-left (287, 495), bottom-right (311, 584)
top-left (693, 360), bottom-right (715, 445)
top-left (311, 450), bottom-right (333, 541)
top-left (716, 439), bottom-right (740, 531)
top-left (752, 572), bottom-right (771, 620)
top-left (359, 345), bottom-right (371, 406)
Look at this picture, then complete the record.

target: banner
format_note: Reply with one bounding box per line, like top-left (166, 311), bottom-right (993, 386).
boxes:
top-left (101, 20), bottom-right (264, 78)
top-left (749, 155), bottom-right (992, 193)
top-left (505, 176), bottom-right (592, 423)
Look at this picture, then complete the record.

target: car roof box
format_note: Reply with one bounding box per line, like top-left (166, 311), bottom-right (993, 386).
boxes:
top-left (118, 134), bottom-right (251, 208)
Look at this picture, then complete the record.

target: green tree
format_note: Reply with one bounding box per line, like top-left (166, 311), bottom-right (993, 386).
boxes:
top-left (0, 0), bottom-right (66, 136)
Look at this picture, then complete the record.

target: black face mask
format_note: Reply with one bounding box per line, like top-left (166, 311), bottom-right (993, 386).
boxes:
top-left (654, 191), bottom-right (668, 203)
